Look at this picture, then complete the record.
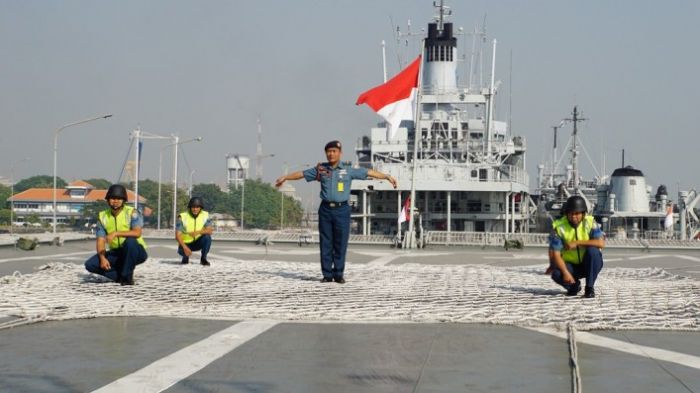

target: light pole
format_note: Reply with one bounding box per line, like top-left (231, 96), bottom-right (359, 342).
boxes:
top-left (131, 128), bottom-right (173, 211)
top-left (9, 157), bottom-right (30, 239)
top-left (53, 114), bottom-right (112, 235)
top-left (163, 136), bottom-right (202, 230)
top-left (233, 155), bottom-right (246, 229)
top-left (188, 170), bottom-right (196, 197)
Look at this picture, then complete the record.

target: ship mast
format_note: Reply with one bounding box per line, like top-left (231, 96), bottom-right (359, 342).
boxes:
top-left (565, 106), bottom-right (587, 192)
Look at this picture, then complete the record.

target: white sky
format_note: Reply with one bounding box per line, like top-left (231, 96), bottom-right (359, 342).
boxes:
top-left (1, 0), bottom-right (698, 206)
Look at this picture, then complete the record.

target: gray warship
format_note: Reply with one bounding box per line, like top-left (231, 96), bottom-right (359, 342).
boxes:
top-left (351, 1), bottom-right (529, 246)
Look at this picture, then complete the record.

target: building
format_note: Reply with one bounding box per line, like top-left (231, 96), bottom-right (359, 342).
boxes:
top-left (8, 181), bottom-right (145, 226)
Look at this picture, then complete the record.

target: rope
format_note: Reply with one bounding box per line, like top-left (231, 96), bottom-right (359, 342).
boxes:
top-left (567, 323), bottom-right (582, 393)
top-left (1, 261), bottom-right (698, 331)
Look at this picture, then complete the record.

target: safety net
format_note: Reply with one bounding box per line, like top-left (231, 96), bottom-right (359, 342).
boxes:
top-left (1, 259), bottom-right (698, 331)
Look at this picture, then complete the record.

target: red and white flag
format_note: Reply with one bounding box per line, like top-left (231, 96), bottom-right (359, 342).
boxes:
top-left (399, 196), bottom-right (411, 224)
top-left (356, 55), bottom-right (421, 140)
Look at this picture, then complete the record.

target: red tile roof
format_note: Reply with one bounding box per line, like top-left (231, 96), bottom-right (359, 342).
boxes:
top-left (9, 188), bottom-right (146, 203)
top-left (67, 180), bottom-right (94, 188)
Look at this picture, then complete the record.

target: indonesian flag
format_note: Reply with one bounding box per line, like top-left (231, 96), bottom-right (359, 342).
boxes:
top-left (399, 196), bottom-right (411, 224)
top-left (356, 55), bottom-right (421, 140)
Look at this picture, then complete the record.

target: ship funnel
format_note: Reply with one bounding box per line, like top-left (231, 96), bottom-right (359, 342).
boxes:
top-left (423, 22), bottom-right (458, 92)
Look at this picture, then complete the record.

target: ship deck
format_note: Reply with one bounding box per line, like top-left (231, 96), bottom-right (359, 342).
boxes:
top-left (1, 239), bottom-right (699, 392)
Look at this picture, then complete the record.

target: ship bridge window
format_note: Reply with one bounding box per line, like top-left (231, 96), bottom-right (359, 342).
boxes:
top-left (629, 179), bottom-right (637, 185)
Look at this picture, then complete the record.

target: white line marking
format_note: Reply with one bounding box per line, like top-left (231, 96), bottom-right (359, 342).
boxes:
top-left (627, 255), bottom-right (669, 261)
top-left (676, 255), bottom-right (700, 263)
top-left (368, 254), bottom-right (402, 267)
top-left (0, 251), bottom-right (93, 264)
top-left (526, 326), bottom-right (700, 371)
top-left (91, 319), bottom-right (278, 393)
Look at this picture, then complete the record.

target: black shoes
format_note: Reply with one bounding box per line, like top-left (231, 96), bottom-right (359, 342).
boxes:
top-left (120, 276), bottom-right (134, 286)
top-left (566, 281), bottom-right (581, 296)
top-left (182, 256), bottom-right (210, 266)
top-left (320, 277), bottom-right (334, 283)
top-left (584, 287), bottom-right (596, 298)
top-left (334, 277), bottom-right (346, 284)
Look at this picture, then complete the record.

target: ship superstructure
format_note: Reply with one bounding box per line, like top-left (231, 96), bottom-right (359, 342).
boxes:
top-left (533, 106), bottom-right (607, 231)
top-left (351, 2), bottom-right (529, 244)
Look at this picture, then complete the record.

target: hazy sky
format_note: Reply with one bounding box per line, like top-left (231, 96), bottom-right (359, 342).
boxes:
top-left (1, 0), bottom-right (698, 206)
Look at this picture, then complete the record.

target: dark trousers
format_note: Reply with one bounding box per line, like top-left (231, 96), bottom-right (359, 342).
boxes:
top-left (178, 234), bottom-right (212, 260)
top-left (85, 237), bottom-right (148, 282)
top-left (551, 246), bottom-right (604, 289)
top-left (318, 203), bottom-right (351, 279)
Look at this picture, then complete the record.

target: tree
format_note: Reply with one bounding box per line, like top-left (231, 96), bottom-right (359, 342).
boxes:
top-left (84, 178), bottom-right (112, 189)
top-left (227, 179), bottom-right (304, 229)
top-left (0, 184), bottom-right (11, 209)
top-left (14, 175), bottom-right (66, 193)
top-left (191, 183), bottom-right (227, 212)
top-left (0, 209), bottom-right (10, 225)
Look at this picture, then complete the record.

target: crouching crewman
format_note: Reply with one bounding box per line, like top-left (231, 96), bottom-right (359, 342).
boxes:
top-left (176, 196), bottom-right (213, 266)
top-left (84, 184), bottom-right (148, 285)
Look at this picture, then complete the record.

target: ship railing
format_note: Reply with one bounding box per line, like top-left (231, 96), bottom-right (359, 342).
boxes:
top-left (422, 231), bottom-right (700, 249)
top-left (141, 229), bottom-right (700, 249)
top-left (423, 231), bottom-right (548, 247)
top-left (375, 163), bottom-right (528, 186)
top-left (143, 229), bottom-right (396, 246)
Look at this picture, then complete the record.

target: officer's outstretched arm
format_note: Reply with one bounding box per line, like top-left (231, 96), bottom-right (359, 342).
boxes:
top-left (275, 171), bottom-right (304, 187)
top-left (367, 169), bottom-right (398, 189)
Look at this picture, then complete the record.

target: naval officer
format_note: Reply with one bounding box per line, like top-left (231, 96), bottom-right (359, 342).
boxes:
top-left (275, 140), bottom-right (397, 283)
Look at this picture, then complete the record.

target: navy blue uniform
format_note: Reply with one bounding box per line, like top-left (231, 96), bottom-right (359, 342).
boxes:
top-left (304, 162), bottom-right (368, 280)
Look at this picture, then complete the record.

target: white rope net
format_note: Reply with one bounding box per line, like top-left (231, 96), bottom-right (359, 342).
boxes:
top-left (1, 258), bottom-right (698, 331)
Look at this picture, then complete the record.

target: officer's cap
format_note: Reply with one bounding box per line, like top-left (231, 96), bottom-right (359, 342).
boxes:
top-left (324, 140), bottom-right (342, 151)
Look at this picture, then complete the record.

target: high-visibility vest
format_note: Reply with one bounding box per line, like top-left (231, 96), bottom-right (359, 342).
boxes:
top-left (179, 210), bottom-right (209, 244)
top-left (98, 206), bottom-right (147, 250)
top-left (552, 215), bottom-right (595, 264)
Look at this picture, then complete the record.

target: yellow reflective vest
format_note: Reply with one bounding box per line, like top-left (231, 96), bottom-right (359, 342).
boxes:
top-left (178, 210), bottom-right (209, 244)
top-left (98, 206), bottom-right (147, 250)
top-left (552, 215), bottom-right (595, 264)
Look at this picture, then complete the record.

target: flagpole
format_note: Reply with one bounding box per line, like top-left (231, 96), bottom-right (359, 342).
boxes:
top-left (404, 49), bottom-right (425, 249)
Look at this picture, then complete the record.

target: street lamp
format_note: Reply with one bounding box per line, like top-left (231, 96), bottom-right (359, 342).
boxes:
top-left (158, 136), bottom-right (202, 230)
top-left (9, 157), bottom-right (30, 239)
top-left (53, 114), bottom-right (112, 235)
top-left (188, 170), bottom-right (196, 197)
top-left (233, 154), bottom-right (246, 230)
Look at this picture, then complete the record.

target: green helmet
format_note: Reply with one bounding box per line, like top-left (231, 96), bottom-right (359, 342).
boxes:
top-left (105, 184), bottom-right (128, 200)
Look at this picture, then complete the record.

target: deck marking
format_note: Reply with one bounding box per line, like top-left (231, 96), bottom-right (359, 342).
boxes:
top-left (627, 254), bottom-right (669, 261)
top-left (675, 255), bottom-right (700, 263)
top-left (0, 251), bottom-right (92, 264)
top-left (368, 254), bottom-right (402, 266)
top-left (526, 326), bottom-right (700, 371)
top-left (91, 319), bottom-right (278, 393)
